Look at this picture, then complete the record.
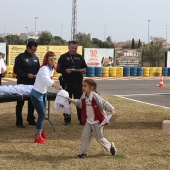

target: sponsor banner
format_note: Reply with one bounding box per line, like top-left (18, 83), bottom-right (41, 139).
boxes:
top-left (8, 45), bottom-right (83, 66)
top-left (115, 49), bottom-right (142, 67)
top-left (0, 43), bottom-right (7, 63)
top-left (8, 45), bottom-right (26, 65)
top-left (84, 48), bottom-right (114, 67)
top-left (8, 45), bottom-right (48, 65)
top-left (35, 46), bottom-right (48, 64)
top-left (48, 46), bottom-right (82, 62)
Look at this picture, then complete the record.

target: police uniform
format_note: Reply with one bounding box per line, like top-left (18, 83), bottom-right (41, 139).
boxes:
top-left (57, 52), bottom-right (87, 125)
top-left (14, 50), bottom-right (40, 126)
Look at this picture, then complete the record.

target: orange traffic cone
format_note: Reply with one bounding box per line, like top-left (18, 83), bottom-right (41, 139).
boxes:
top-left (158, 74), bottom-right (164, 87)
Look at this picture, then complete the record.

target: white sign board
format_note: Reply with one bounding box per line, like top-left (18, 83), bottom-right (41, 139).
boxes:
top-left (0, 43), bottom-right (6, 63)
top-left (84, 48), bottom-right (114, 67)
top-left (166, 51), bottom-right (170, 67)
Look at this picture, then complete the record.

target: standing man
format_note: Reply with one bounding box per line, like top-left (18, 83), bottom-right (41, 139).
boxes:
top-left (57, 41), bottom-right (87, 125)
top-left (14, 41), bottom-right (40, 128)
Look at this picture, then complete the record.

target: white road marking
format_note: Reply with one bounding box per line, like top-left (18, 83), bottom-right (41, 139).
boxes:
top-left (115, 93), bottom-right (170, 97)
top-left (114, 93), bottom-right (170, 109)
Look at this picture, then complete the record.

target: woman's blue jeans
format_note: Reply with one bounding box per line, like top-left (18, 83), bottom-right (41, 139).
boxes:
top-left (30, 95), bottom-right (46, 134)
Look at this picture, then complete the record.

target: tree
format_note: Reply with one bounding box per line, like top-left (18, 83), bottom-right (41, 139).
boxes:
top-left (92, 38), bottom-right (101, 47)
top-left (76, 32), bottom-right (93, 48)
top-left (37, 31), bottom-right (53, 45)
top-left (106, 36), bottom-right (112, 43)
top-left (105, 36), bottom-right (114, 48)
top-left (52, 36), bottom-right (67, 45)
top-left (142, 37), bottom-right (166, 66)
top-left (99, 41), bottom-right (103, 48)
top-left (137, 39), bottom-right (141, 48)
top-left (6, 35), bottom-right (25, 45)
top-left (0, 37), bottom-right (5, 42)
top-left (103, 41), bottom-right (114, 48)
top-left (122, 44), bottom-right (131, 49)
top-left (131, 38), bottom-right (135, 49)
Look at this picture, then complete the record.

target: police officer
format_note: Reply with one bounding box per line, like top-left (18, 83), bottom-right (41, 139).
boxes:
top-left (57, 41), bottom-right (87, 125)
top-left (14, 41), bottom-right (40, 128)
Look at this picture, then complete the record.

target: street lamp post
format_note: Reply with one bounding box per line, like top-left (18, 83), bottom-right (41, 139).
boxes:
top-left (148, 20), bottom-right (150, 44)
top-left (4, 25), bottom-right (6, 39)
top-left (166, 25), bottom-right (168, 43)
top-left (104, 25), bottom-right (106, 41)
top-left (61, 25), bottom-right (63, 39)
top-left (35, 17), bottom-right (38, 42)
top-left (25, 27), bottom-right (28, 44)
top-left (166, 25), bottom-right (168, 50)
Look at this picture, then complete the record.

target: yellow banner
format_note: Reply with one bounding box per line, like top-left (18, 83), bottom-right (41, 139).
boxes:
top-left (8, 45), bottom-right (83, 66)
top-left (48, 46), bottom-right (82, 61)
top-left (35, 46), bottom-right (48, 64)
top-left (49, 46), bottom-right (69, 61)
top-left (8, 45), bottom-right (26, 65)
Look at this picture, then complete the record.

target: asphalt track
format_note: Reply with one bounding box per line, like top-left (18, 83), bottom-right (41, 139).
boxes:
top-left (2, 77), bottom-right (170, 109)
top-left (96, 77), bottom-right (170, 109)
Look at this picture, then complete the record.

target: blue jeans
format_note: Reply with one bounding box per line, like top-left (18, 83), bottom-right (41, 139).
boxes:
top-left (30, 95), bottom-right (46, 134)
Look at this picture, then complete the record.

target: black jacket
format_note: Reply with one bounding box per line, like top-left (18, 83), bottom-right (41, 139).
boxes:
top-left (14, 50), bottom-right (40, 85)
top-left (57, 52), bottom-right (87, 83)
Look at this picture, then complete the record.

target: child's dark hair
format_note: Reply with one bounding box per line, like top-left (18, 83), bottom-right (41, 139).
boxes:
top-left (83, 79), bottom-right (99, 94)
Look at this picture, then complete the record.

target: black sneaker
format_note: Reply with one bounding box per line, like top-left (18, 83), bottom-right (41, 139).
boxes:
top-left (64, 121), bottom-right (70, 125)
top-left (79, 121), bottom-right (83, 125)
top-left (16, 124), bottom-right (25, 128)
top-left (110, 142), bottom-right (117, 156)
top-left (28, 121), bottom-right (36, 126)
top-left (76, 153), bottom-right (87, 158)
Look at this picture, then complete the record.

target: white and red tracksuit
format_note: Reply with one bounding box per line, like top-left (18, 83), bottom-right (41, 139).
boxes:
top-left (72, 92), bottom-right (115, 154)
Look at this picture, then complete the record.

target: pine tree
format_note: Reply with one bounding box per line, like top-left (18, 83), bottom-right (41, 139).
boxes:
top-left (131, 38), bottom-right (135, 49)
top-left (137, 39), bottom-right (141, 48)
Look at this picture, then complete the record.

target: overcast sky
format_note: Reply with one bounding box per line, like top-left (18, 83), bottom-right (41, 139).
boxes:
top-left (1, 0), bottom-right (170, 43)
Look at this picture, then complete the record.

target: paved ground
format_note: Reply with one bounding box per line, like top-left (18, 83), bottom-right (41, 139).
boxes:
top-left (1, 76), bottom-right (170, 109)
top-left (2, 76), bottom-right (170, 83)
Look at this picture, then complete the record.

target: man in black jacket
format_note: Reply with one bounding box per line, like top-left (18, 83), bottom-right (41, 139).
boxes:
top-left (14, 41), bottom-right (40, 128)
top-left (57, 41), bottom-right (87, 125)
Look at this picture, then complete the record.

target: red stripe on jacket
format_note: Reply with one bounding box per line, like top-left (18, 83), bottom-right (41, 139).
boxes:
top-left (81, 98), bottom-right (108, 126)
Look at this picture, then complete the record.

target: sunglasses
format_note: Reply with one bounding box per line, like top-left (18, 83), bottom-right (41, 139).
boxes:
top-left (49, 56), bottom-right (57, 60)
top-left (29, 48), bottom-right (37, 52)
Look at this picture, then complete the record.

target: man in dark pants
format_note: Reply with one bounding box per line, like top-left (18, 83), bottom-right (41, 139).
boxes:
top-left (57, 41), bottom-right (87, 125)
top-left (14, 41), bottom-right (40, 128)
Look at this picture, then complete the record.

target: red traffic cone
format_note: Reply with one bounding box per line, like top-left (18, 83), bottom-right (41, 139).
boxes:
top-left (158, 74), bottom-right (164, 87)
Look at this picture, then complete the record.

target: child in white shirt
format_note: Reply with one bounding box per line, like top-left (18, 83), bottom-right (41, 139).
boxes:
top-left (69, 78), bottom-right (117, 158)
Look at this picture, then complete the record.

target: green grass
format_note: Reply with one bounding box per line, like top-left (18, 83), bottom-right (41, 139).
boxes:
top-left (164, 84), bottom-right (170, 88)
top-left (149, 152), bottom-right (170, 157)
top-left (0, 96), bottom-right (170, 170)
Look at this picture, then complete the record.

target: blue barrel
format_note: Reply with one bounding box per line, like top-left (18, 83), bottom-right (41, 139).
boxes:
top-left (137, 67), bottom-right (143, 76)
top-left (130, 67), bottom-right (137, 76)
top-left (86, 66), bottom-right (95, 77)
top-left (168, 68), bottom-right (170, 76)
top-left (123, 66), bottom-right (130, 76)
top-left (95, 67), bottom-right (102, 77)
top-left (162, 67), bottom-right (168, 76)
